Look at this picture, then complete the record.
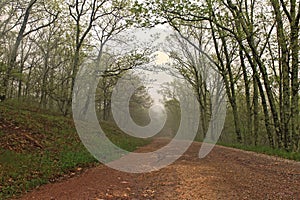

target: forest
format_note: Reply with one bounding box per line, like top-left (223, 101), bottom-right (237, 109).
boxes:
top-left (0, 0), bottom-right (299, 153)
top-left (1, 0), bottom-right (300, 199)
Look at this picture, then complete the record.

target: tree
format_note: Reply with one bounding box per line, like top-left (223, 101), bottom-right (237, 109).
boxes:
top-left (164, 29), bottom-right (212, 138)
top-left (65, 0), bottom-right (131, 115)
top-left (2, 0), bottom-right (59, 99)
top-left (135, 0), bottom-right (299, 150)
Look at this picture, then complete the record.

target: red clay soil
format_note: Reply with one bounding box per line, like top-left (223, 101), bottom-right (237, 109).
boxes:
top-left (18, 138), bottom-right (300, 200)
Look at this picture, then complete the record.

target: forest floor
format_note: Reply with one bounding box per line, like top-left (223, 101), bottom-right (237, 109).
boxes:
top-left (19, 138), bottom-right (300, 200)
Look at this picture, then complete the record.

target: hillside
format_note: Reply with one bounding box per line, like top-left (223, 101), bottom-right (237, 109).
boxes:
top-left (0, 102), bottom-right (149, 199)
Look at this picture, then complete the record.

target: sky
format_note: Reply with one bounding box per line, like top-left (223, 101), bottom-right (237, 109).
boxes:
top-left (145, 51), bottom-right (174, 104)
top-left (121, 25), bottom-right (176, 104)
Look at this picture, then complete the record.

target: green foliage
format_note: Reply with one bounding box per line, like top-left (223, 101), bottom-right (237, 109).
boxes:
top-left (101, 120), bottom-right (151, 152)
top-left (218, 142), bottom-right (300, 162)
top-left (0, 61), bottom-right (7, 73)
top-left (0, 103), bottom-right (150, 199)
top-left (152, 98), bottom-right (181, 138)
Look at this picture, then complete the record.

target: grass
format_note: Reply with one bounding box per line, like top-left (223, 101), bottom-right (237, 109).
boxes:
top-left (195, 134), bottom-right (300, 162)
top-left (218, 142), bottom-right (300, 162)
top-left (0, 102), bottom-right (151, 199)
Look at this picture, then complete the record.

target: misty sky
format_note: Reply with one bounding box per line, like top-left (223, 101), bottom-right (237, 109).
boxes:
top-left (119, 24), bottom-right (176, 104)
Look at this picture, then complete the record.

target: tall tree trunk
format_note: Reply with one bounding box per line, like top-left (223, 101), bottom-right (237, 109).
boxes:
top-left (240, 49), bottom-right (252, 145)
top-left (270, 0), bottom-right (291, 150)
top-left (209, 19), bottom-right (242, 143)
top-left (290, 8), bottom-right (300, 152)
top-left (255, 73), bottom-right (275, 148)
top-left (253, 73), bottom-right (259, 146)
top-left (2, 0), bottom-right (37, 98)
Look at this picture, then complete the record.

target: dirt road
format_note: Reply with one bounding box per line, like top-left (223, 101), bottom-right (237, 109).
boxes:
top-left (19, 139), bottom-right (300, 199)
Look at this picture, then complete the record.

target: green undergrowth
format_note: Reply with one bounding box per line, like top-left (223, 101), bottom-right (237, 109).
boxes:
top-left (218, 142), bottom-right (300, 162)
top-left (0, 101), bottom-right (150, 199)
